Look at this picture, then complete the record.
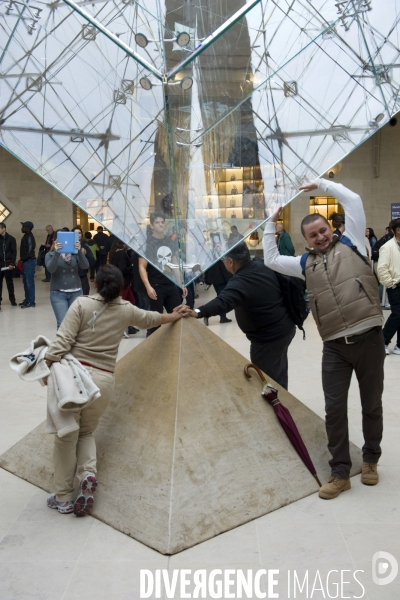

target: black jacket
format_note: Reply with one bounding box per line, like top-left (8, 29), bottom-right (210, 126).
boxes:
top-left (93, 231), bottom-right (109, 255)
top-left (110, 249), bottom-right (133, 278)
top-left (78, 243), bottom-right (95, 277)
top-left (0, 232), bottom-right (17, 267)
top-left (372, 232), bottom-right (394, 262)
top-left (20, 232), bottom-right (36, 262)
top-left (198, 257), bottom-right (294, 343)
top-left (205, 261), bottom-right (232, 286)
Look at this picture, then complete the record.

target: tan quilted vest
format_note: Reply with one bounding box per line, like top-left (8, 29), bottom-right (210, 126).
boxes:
top-left (304, 238), bottom-right (382, 341)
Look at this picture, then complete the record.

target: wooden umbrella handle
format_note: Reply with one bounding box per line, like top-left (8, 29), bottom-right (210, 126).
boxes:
top-left (244, 363), bottom-right (268, 385)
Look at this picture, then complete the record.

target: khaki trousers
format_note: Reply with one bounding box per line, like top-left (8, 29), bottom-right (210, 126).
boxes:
top-left (53, 367), bottom-right (115, 501)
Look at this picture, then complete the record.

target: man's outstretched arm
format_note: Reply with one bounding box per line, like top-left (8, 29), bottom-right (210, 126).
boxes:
top-left (263, 207), bottom-right (304, 279)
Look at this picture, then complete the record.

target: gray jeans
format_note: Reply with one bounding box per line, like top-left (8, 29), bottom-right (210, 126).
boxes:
top-left (322, 327), bottom-right (384, 479)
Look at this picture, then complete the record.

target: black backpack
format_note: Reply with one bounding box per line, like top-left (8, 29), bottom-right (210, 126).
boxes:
top-left (276, 272), bottom-right (308, 339)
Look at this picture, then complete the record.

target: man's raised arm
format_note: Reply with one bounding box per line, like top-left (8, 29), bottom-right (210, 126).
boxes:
top-left (262, 206), bottom-right (304, 279)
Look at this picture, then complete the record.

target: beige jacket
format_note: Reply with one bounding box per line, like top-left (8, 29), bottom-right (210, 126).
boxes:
top-left (377, 237), bottom-right (400, 289)
top-left (46, 294), bottom-right (161, 371)
top-left (305, 238), bottom-right (383, 341)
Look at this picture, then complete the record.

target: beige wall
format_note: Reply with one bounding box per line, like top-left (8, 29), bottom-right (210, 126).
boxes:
top-left (288, 120), bottom-right (400, 254)
top-left (0, 145), bottom-right (73, 252)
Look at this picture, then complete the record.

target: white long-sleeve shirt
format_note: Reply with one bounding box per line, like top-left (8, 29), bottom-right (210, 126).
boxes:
top-left (262, 179), bottom-right (379, 341)
top-left (262, 179), bottom-right (367, 280)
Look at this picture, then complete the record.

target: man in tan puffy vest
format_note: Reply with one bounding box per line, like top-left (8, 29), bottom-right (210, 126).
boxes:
top-left (263, 178), bottom-right (384, 500)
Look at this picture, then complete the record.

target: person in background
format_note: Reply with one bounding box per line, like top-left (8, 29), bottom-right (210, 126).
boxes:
top-left (263, 178), bottom-right (384, 500)
top-left (84, 232), bottom-right (98, 281)
top-left (93, 226), bottom-right (109, 270)
top-left (275, 222), bottom-right (295, 256)
top-left (138, 212), bottom-right (187, 337)
top-left (109, 239), bottom-right (138, 337)
top-left (45, 229), bottom-right (89, 328)
top-left (228, 225), bottom-right (243, 246)
top-left (329, 212), bottom-right (345, 238)
top-left (204, 260), bottom-right (232, 324)
top-left (0, 222), bottom-right (17, 310)
top-left (372, 226), bottom-right (394, 310)
top-left (366, 227), bottom-right (377, 248)
top-left (377, 218), bottom-right (400, 356)
top-left (42, 225), bottom-right (54, 282)
top-left (73, 227), bottom-right (95, 295)
top-left (43, 264), bottom-right (182, 516)
top-left (20, 220), bottom-right (37, 309)
top-left (372, 227), bottom-right (393, 264)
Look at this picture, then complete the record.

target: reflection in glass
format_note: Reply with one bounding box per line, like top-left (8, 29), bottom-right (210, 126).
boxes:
top-left (0, 0), bottom-right (399, 285)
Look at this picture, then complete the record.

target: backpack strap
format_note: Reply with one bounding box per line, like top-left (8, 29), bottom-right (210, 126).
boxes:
top-left (338, 235), bottom-right (371, 268)
top-left (300, 252), bottom-right (310, 276)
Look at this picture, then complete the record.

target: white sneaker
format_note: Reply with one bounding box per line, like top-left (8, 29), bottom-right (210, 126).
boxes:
top-left (385, 345), bottom-right (390, 355)
top-left (384, 302), bottom-right (391, 309)
top-left (123, 330), bottom-right (129, 338)
top-left (393, 345), bottom-right (400, 355)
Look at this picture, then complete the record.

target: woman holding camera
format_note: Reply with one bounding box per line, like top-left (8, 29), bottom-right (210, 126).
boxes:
top-left (45, 229), bottom-right (89, 328)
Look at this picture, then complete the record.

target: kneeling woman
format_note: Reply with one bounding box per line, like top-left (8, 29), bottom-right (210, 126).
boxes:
top-left (43, 264), bottom-right (182, 516)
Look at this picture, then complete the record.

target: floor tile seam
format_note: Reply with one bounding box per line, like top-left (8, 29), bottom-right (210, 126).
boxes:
top-left (60, 518), bottom-right (95, 600)
top-left (254, 519), bottom-right (263, 567)
top-left (167, 323), bottom-right (183, 555)
top-left (334, 508), bottom-right (359, 570)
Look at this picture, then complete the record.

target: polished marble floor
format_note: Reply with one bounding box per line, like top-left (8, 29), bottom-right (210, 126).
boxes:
top-left (0, 274), bottom-right (399, 599)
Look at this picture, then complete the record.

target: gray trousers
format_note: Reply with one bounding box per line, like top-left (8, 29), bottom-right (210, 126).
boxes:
top-left (322, 327), bottom-right (384, 479)
top-left (250, 326), bottom-right (296, 390)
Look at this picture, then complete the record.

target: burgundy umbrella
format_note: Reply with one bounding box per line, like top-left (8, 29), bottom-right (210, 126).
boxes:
top-left (244, 363), bottom-right (322, 487)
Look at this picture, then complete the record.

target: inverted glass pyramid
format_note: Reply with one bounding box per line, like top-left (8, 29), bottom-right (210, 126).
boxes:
top-left (1, 0), bottom-right (399, 285)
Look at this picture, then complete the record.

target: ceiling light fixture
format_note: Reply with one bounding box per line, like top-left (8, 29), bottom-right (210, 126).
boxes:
top-left (176, 141), bottom-right (203, 147)
top-left (139, 76), bottom-right (193, 91)
top-left (135, 31), bottom-right (190, 48)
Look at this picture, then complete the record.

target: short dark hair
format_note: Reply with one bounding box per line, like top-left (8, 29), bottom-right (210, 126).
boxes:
top-left (84, 231), bottom-right (92, 239)
top-left (329, 212), bottom-right (345, 229)
top-left (0, 222), bottom-right (6, 229)
top-left (95, 264), bottom-right (123, 303)
top-left (150, 211), bottom-right (165, 225)
top-left (224, 241), bottom-right (251, 266)
top-left (390, 218), bottom-right (400, 233)
top-left (301, 214), bottom-right (330, 236)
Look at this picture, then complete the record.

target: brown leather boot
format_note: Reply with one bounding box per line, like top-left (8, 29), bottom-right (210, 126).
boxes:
top-left (319, 477), bottom-right (351, 499)
top-left (361, 462), bottom-right (379, 485)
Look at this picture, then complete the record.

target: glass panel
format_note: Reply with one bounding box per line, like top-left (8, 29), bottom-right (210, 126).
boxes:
top-left (1, 0), bottom-right (399, 287)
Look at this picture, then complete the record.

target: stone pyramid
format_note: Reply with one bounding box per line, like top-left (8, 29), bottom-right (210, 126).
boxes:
top-left (0, 319), bottom-right (361, 554)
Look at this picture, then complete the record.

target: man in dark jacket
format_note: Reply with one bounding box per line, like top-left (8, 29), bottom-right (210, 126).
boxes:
top-left (20, 221), bottom-right (36, 308)
top-left (73, 227), bottom-right (95, 295)
top-left (276, 222), bottom-right (295, 256)
top-left (93, 226), bottom-right (109, 269)
top-left (42, 224), bottom-right (54, 282)
top-left (0, 222), bottom-right (17, 309)
top-left (175, 242), bottom-right (295, 389)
